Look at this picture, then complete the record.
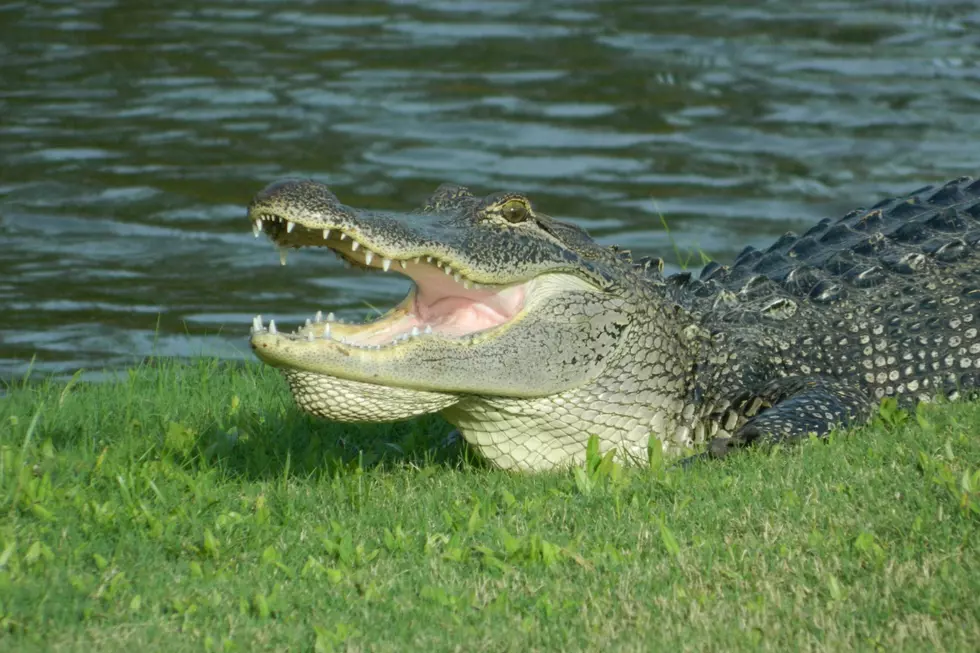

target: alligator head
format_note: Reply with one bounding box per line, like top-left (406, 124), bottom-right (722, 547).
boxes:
top-left (247, 179), bottom-right (692, 469)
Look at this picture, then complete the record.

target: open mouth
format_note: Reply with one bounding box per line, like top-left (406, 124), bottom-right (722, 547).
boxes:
top-left (249, 212), bottom-right (531, 349)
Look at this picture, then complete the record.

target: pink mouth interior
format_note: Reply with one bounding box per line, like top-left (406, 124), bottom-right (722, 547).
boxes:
top-left (345, 262), bottom-right (527, 345)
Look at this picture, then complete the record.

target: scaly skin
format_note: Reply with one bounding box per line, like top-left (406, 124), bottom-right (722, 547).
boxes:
top-left (247, 176), bottom-right (980, 470)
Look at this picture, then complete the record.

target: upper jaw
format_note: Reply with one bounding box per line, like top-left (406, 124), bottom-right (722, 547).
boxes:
top-left (246, 179), bottom-right (607, 289)
top-left (252, 207), bottom-right (506, 291)
top-left (249, 205), bottom-right (532, 292)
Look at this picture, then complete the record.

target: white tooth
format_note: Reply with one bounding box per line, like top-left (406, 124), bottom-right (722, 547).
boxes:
top-left (327, 312), bottom-right (335, 321)
top-left (306, 332), bottom-right (314, 342)
top-left (253, 221), bottom-right (262, 238)
top-left (444, 266), bottom-right (452, 275)
top-left (315, 310), bottom-right (322, 323)
top-left (413, 257), bottom-right (420, 264)
top-left (255, 315), bottom-right (263, 329)
top-left (339, 233), bottom-right (347, 241)
top-left (411, 326), bottom-right (420, 337)
top-left (305, 318), bottom-right (311, 327)
top-left (392, 339), bottom-right (398, 346)
top-left (364, 250), bottom-right (373, 265)
top-left (462, 280), bottom-right (471, 289)
top-left (424, 324), bottom-right (432, 334)
top-left (382, 258), bottom-right (392, 272)
top-left (339, 336), bottom-right (347, 344)
top-left (351, 241), bottom-right (360, 251)
top-left (454, 273), bottom-right (461, 283)
top-left (286, 221), bottom-right (295, 233)
top-left (278, 248), bottom-right (287, 266)
top-left (269, 320), bottom-right (277, 334)
top-left (324, 323), bottom-right (331, 338)
top-left (323, 229), bottom-right (331, 239)
top-left (426, 256), bottom-right (433, 263)
top-left (399, 260), bottom-right (407, 269)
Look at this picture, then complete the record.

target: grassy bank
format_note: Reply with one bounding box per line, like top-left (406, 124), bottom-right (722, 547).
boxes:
top-left (1, 359), bottom-right (979, 652)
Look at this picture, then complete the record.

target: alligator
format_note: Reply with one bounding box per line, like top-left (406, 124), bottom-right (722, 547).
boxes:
top-left (246, 175), bottom-right (980, 471)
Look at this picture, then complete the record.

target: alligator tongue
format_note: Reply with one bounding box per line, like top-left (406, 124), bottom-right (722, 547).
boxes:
top-left (345, 260), bottom-right (527, 344)
top-left (411, 263), bottom-right (525, 336)
top-left (415, 285), bottom-right (525, 335)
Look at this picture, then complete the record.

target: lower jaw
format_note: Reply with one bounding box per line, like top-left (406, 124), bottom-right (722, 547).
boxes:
top-left (248, 316), bottom-right (511, 393)
top-left (273, 283), bottom-right (525, 350)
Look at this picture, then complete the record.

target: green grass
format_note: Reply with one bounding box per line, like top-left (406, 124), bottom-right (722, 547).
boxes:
top-left (1, 359), bottom-right (979, 652)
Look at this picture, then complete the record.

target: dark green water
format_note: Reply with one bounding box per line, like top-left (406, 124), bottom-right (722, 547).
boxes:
top-left (1, 1), bottom-right (978, 380)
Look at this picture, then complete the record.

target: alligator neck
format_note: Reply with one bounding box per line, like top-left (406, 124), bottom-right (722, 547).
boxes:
top-left (441, 300), bottom-right (705, 469)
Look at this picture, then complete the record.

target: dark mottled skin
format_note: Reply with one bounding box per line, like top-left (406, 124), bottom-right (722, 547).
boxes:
top-left (656, 175), bottom-right (980, 459)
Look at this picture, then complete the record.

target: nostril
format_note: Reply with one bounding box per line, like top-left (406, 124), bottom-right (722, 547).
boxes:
top-left (247, 178), bottom-right (345, 232)
top-left (249, 178), bottom-right (341, 209)
top-left (249, 178), bottom-right (307, 210)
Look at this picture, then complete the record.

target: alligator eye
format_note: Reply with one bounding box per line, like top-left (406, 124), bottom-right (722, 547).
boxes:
top-left (500, 199), bottom-right (529, 223)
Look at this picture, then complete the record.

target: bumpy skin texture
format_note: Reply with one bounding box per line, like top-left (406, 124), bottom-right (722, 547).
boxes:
top-left (247, 175), bottom-right (980, 470)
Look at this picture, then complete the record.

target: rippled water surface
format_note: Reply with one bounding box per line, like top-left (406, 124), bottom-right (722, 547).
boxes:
top-left (1, 0), bottom-right (979, 379)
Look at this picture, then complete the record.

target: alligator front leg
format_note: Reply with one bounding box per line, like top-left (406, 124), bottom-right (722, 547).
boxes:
top-left (704, 376), bottom-right (877, 460)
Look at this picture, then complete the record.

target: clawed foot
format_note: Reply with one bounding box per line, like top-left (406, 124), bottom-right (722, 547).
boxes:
top-left (673, 436), bottom-right (739, 469)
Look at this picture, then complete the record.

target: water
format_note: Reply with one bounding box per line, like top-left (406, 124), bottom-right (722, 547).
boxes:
top-left (1, 0), bottom-right (978, 380)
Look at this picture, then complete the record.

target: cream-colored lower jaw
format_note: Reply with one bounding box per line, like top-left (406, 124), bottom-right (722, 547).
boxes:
top-left (248, 273), bottom-right (605, 395)
top-left (247, 286), bottom-right (515, 355)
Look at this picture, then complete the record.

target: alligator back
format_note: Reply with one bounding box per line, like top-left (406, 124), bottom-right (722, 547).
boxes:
top-left (700, 176), bottom-right (980, 297)
top-left (661, 176), bottom-right (980, 404)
